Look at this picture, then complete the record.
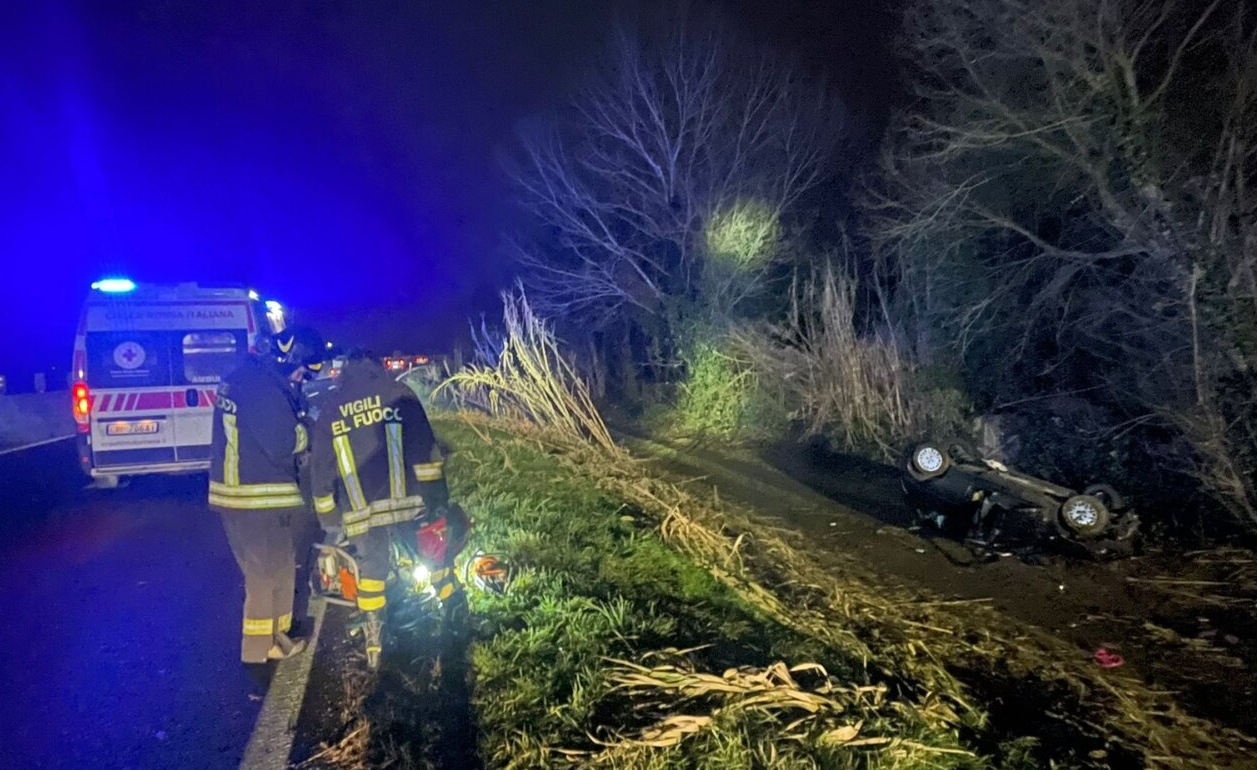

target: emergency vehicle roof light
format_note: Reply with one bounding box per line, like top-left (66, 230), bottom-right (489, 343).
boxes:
top-left (91, 278), bottom-right (136, 293)
top-left (248, 290), bottom-right (259, 300)
top-left (265, 300), bottom-right (282, 312)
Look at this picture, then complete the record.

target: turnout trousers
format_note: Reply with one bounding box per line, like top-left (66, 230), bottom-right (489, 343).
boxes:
top-left (350, 525), bottom-right (391, 613)
top-left (218, 507), bottom-right (300, 663)
top-left (349, 521), bottom-right (464, 614)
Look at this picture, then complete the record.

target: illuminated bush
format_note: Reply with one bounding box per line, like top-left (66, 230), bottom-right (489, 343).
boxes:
top-left (704, 199), bottom-right (781, 271)
top-left (675, 338), bottom-right (787, 441)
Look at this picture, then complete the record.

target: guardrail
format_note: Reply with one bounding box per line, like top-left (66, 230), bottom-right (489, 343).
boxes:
top-left (0, 393), bottom-right (74, 455)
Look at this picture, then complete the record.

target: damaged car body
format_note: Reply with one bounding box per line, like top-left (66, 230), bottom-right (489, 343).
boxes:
top-left (901, 439), bottom-right (1140, 560)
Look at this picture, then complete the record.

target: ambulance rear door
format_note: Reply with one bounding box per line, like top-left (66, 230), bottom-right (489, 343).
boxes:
top-left (84, 330), bottom-right (179, 471)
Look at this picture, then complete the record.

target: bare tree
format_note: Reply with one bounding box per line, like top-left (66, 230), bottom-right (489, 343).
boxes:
top-left (870, 0), bottom-right (1257, 522)
top-left (510, 12), bottom-right (840, 363)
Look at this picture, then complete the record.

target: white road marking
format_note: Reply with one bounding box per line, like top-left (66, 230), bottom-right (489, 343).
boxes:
top-left (0, 434), bottom-right (74, 456)
top-left (239, 597), bottom-right (327, 770)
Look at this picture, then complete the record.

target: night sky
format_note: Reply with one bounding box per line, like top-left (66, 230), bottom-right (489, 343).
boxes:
top-left (0, 0), bottom-right (894, 389)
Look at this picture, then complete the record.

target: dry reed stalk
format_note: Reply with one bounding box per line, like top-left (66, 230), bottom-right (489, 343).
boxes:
top-left (435, 290), bottom-right (618, 453)
top-left (732, 267), bottom-right (919, 457)
top-left (576, 653), bottom-right (916, 764)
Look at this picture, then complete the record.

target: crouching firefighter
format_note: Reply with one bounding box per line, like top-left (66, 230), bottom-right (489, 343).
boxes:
top-left (308, 350), bottom-right (462, 669)
top-left (209, 325), bottom-right (325, 664)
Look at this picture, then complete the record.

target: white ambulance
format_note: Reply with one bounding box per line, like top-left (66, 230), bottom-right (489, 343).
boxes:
top-left (72, 279), bottom-right (286, 484)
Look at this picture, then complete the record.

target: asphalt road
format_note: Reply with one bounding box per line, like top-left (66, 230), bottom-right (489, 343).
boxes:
top-left (1, 440), bottom-right (274, 770)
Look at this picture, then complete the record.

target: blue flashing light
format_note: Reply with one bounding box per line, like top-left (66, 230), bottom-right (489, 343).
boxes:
top-left (248, 290), bottom-right (260, 300)
top-left (91, 278), bottom-right (137, 293)
top-left (265, 300), bottom-right (283, 312)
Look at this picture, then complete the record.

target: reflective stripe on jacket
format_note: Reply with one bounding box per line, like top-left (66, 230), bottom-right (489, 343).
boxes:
top-left (309, 359), bottom-right (449, 535)
top-left (208, 356), bottom-right (306, 512)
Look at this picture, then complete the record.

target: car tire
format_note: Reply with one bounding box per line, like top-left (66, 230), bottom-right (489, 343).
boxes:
top-left (1083, 483), bottom-right (1126, 512)
top-left (1058, 494), bottom-right (1111, 538)
top-left (906, 442), bottom-right (950, 481)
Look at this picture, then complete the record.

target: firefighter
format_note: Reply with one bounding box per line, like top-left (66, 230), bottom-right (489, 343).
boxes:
top-left (308, 349), bottom-right (459, 669)
top-left (209, 325), bottom-right (324, 664)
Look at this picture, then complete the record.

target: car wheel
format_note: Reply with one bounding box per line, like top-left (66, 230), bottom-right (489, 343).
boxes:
top-left (1058, 494), bottom-right (1111, 538)
top-left (906, 442), bottom-right (950, 481)
top-left (1083, 483), bottom-right (1126, 512)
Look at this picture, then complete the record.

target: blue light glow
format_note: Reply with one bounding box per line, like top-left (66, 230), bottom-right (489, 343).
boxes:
top-left (265, 300), bottom-right (283, 312)
top-left (90, 278), bottom-right (136, 293)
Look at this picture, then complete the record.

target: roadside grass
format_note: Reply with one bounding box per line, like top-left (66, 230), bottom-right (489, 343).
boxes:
top-left (442, 415), bottom-right (990, 770)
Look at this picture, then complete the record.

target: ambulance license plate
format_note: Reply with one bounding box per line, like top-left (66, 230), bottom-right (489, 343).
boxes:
top-left (106, 420), bottom-right (161, 436)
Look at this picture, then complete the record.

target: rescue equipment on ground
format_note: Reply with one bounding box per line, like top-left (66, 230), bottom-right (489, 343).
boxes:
top-left (467, 552), bottom-right (511, 594)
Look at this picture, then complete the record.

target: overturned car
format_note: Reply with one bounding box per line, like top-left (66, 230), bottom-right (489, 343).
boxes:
top-left (901, 439), bottom-right (1139, 560)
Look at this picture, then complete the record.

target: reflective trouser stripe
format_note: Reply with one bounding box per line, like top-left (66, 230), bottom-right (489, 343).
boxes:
top-left (357, 594), bottom-right (386, 611)
top-left (412, 461), bottom-right (443, 482)
top-left (333, 435), bottom-right (367, 510)
top-left (243, 617), bottom-right (273, 636)
top-left (357, 576), bottom-right (386, 611)
top-left (223, 414), bottom-right (240, 485)
top-left (386, 423), bottom-right (405, 499)
top-left (431, 566), bottom-right (461, 601)
top-left (242, 613), bottom-right (293, 637)
top-left (314, 494), bottom-right (336, 514)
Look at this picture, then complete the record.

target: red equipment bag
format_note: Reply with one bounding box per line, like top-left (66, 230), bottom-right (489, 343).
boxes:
top-left (416, 503), bottom-right (471, 565)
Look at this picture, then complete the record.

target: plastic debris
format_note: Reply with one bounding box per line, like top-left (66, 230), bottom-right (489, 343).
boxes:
top-left (1094, 647), bottom-right (1125, 668)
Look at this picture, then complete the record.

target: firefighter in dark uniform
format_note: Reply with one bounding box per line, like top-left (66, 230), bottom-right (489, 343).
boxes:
top-left (308, 350), bottom-right (458, 669)
top-left (209, 325), bottom-right (324, 664)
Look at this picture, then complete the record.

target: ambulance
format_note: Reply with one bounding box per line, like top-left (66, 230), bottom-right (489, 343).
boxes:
top-left (71, 279), bottom-right (286, 484)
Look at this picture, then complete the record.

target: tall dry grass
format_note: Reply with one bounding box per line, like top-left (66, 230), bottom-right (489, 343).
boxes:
top-left (733, 266), bottom-right (965, 457)
top-left (434, 289), bottom-right (617, 454)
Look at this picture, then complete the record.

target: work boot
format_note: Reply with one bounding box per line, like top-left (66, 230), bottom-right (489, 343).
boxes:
top-left (363, 610), bottom-right (383, 670)
top-left (267, 631), bottom-right (308, 661)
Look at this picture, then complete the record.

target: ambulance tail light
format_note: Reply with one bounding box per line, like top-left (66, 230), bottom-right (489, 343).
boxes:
top-left (72, 382), bottom-right (92, 432)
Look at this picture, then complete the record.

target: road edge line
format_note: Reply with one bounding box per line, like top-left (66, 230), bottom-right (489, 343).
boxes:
top-left (239, 597), bottom-right (326, 770)
top-left (0, 434), bottom-right (74, 456)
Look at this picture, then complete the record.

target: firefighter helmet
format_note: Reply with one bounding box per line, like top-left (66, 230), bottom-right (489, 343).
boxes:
top-left (273, 325), bottom-right (326, 372)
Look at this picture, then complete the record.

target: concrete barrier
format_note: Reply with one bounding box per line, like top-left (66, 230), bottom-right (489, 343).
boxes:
top-left (0, 392), bottom-right (74, 453)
